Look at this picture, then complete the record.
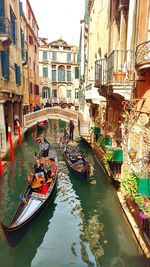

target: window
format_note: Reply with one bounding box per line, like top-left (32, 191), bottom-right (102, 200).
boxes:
top-left (58, 65), bottom-right (65, 81)
top-left (52, 65), bottom-right (56, 81)
top-left (43, 66), bottom-right (48, 77)
top-left (67, 90), bottom-right (71, 98)
top-left (52, 52), bottom-right (57, 61)
top-left (1, 51), bottom-right (9, 80)
top-left (67, 66), bottom-right (71, 81)
top-left (14, 63), bottom-right (21, 85)
top-left (75, 88), bottom-right (79, 99)
top-left (77, 54), bottom-right (80, 63)
top-left (43, 51), bottom-right (48, 61)
top-left (33, 61), bottom-right (35, 72)
top-left (29, 35), bottom-right (33, 45)
top-left (29, 82), bottom-right (32, 94)
top-left (34, 84), bottom-right (39, 95)
top-left (53, 89), bottom-right (57, 97)
top-left (10, 7), bottom-right (16, 44)
top-left (75, 67), bottom-right (79, 79)
top-left (67, 53), bottom-right (71, 62)
top-left (20, 28), bottom-right (24, 52)
top-left (42, 87), bottom-right (50, 98)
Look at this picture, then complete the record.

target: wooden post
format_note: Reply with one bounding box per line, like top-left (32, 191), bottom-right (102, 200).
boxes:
top-left (8, 127), bottom-right (14, 161)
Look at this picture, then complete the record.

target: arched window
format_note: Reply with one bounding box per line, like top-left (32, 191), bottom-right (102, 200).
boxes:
top-left (58, 65), bottom-right (65, 81)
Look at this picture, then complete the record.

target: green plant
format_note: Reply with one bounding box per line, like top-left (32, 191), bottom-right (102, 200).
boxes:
top-left (97, 136), bottom-right (105, 148)
top-left (120, 170), bottom-right (150, 218)
top-left (102, 147), bottom-right (114, 164)
top-left (134, 195), bottom-right (150, 218)
top-left (120, 170), bottom-right (137, 199)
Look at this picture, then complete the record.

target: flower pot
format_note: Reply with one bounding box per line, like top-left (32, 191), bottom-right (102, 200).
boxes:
top-left (114, 72), bottom-right (126, 82)
top-left (96, 79), bottom-right (102, 87)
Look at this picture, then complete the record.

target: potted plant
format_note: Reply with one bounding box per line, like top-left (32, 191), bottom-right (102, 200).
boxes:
top-left (102, 147), bottom-right (114, 164)
top-left (113, 69), bottom-right (126, 82)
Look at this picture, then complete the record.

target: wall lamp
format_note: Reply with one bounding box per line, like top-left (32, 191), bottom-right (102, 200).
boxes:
top-left (108, 132), bottom-right (115, 139)
top-left (128, 149), bottom-right (137, 160)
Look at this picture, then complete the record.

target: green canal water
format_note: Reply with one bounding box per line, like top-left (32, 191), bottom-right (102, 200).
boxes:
top-left (0, 120), bottom-right (149, 267)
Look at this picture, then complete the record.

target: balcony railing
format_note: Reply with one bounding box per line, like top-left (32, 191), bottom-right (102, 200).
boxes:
top-left (51, 97), bottom-right (74, 105)
top-left (135, 40), bottom-right (150, 69)
top-left (0, 17), bottom-right (13, 43)
top-left (95, 49), bottom-right (134, 87)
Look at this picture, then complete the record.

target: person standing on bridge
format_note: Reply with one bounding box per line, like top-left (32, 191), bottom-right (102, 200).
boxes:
top-left (69, 120), bottom-right (75, 140)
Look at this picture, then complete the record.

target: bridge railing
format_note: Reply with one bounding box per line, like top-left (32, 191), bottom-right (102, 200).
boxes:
top-left (24, 107), bottom-right (78, 129)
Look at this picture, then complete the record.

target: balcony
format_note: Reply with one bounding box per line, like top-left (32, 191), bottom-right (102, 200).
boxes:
top-left (0, 17), bottom-right (13, 49)
top-left (85, 83), bottom-right (101, 104)
top-left (95, 50), bottom-right (134, 100)
top-left (135, 40), bottom-right (150, 71)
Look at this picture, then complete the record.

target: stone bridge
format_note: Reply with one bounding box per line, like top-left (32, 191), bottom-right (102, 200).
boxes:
top-left (24, 107), bottom-right (78, 130)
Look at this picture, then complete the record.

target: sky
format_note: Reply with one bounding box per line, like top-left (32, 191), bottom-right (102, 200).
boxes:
top-left (30, 0), bottom-right (85, 46)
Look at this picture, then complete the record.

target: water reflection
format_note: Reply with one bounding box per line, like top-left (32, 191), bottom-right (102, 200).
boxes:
top-left (0, 202), bottom-right (57, 267)
top-left (0, 120), bottom-right (149, 267)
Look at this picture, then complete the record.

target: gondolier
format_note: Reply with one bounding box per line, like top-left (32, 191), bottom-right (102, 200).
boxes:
top-left (37, 137), bottom-right (50, 157)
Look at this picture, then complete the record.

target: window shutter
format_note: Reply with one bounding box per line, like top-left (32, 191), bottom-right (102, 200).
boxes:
top-left (48, 88), bottom-right (50, 98)
top-left (19, 1), bottom-right (23, 17)
top-left (77, 54), bottom-right (80, 63)
top-left (0, 0), bottom-right (4, 16)
top-left (14, 64), bottom-right (21, 85)
top-left (75, 67), bottom-right (79, 79)
top-left (42, 87), bottom-right (45, 98)
top-left (1, 51), bottom-right (9, 80)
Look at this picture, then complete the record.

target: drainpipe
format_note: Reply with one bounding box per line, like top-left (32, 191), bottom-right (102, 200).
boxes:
top-left (132, 0), bottom-right (140, 98)
top-left (126, 0), bottom-right (136, 67)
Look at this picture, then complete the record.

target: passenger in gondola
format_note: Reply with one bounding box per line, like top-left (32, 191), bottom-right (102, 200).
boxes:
top-left (44, 157), bottom-right (52, 181)
top-left (34, 159), bottom-right (45, 181)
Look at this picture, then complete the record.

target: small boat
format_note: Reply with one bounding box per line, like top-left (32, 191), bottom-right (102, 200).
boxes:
top-left (2, 145), bottom-right (58, 246)
top-left (37, 120), bottom-right (47, 128)
top-left (63, 140), bottom-right (91, 179)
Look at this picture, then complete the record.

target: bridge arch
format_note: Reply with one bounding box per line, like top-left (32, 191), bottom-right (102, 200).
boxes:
top-left (24, 107), bottom-right (78, 130)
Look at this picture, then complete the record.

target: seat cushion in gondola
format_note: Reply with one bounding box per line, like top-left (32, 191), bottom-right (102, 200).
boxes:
top-left (40, 183), bottom-right (49, 194)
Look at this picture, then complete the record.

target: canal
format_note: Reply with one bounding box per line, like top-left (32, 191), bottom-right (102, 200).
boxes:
top-left (0, 120), bottom-right (148, 267)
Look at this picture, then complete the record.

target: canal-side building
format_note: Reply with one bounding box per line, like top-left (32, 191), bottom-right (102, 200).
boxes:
top-left (39, 38), bottom-right (80, 110)
top-left (22, 0), bottom-right (40, 112)
top-left (127, 0), bottom-right (150, 175)
top-left (0, 0), bottom-right (23, 153)
top-left (80, 0), bottom-right (150, 253)
top-left (79, 0), bottom-right (109, 142)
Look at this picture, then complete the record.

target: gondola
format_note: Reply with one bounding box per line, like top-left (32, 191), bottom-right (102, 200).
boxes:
top-left (2, 144), bottom-right (58, 246)
top-left (63, 140), bottom-right (91, 179)
top-left (37, 120), bottom-right (47, 128)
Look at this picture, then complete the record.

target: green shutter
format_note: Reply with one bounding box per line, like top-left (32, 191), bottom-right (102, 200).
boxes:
top-left (77, 54), bottom-right (80, 63)
top-left (1, 51), bottom-right (9, 79)
top-left (75, 67), bottom-right (79, 79)
top-left (14, 64), bottom-right (21, 85)
top-left (48, 88), bottom-right (50, 98)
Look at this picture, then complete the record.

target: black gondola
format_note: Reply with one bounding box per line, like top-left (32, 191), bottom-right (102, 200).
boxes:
top-left (63, 140), bottom-right (91, 179)
top-left (2, 143), bottom-right (58, 246)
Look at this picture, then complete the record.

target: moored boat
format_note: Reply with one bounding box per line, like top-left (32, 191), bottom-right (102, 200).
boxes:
top-left (63, 140), bottom-right (90, 179)
top-left (37, 120), bottom-right (47, 128)
top-left (2, 144), bottom-right (58, 246)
